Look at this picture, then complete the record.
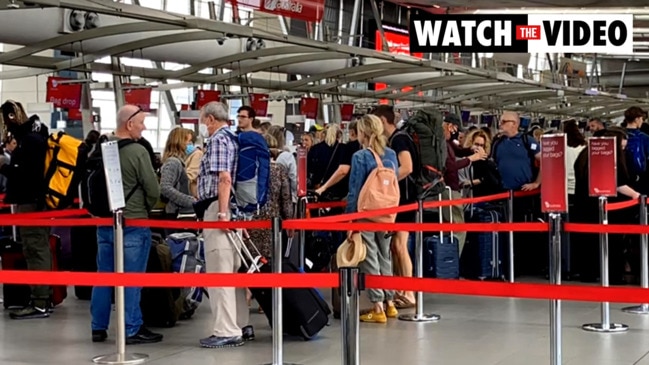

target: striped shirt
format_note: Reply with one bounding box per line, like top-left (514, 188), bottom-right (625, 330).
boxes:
top-left (198, 125), bottom-right (238, 201)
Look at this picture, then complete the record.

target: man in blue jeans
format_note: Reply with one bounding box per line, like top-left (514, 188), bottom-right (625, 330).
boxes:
top-left (90, 104), bottom-right (162, 344)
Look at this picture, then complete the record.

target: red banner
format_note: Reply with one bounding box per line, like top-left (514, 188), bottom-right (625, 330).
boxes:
top-left (46, 77), bottom-right (82, 109)
top-left (374, 30), bottom-right (424, 102)
top-left (195, 90), bottom-right (221, 109)
top-left (297, 146), bottom-right (307, 198)
top-left (540, 134), bottom-right (567, 213)
top-left (589, 137), bottom-right (618, 197)
top-left (341, 103), bottom-right (354, 122)
top-left (300, 97), bottom-right (319, 119)
top-left (67, 108), bottom-right (82, 121)
top-left (252, 0), bottom-right (325, 23)
top-left (123, 86), bottom-right (152, 112)
top-left (249, 93), bottom-right (268, 118)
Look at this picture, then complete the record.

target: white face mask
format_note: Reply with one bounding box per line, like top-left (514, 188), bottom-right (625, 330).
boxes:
top-left (199, 123), bottom-right (209, 138)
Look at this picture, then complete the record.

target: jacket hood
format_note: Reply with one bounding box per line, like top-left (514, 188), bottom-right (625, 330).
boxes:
top-left (10, 114), bottom-right (48, 139)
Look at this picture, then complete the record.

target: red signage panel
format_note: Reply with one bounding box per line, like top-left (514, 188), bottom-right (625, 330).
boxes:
top-left (374, 30), bottom-right (424, 101)
top-left (588, 137), bottom-right (618, 197)
top-left (259, 0), bottom-right (324, 22)
top-left (67, 108), bottom-right (83, 121)
top-left (195, 90), bottom-right (221, 109)
top-left (123, 86), bottom-right (152, 112)
top-left (300, 97), bottom-right (319, 119)
top-left (341, 103), bottom-right (354, 122)
top-left (46, 77), bottom-right (82, 109)
top-left (540, 134), bottom-right (568, 213)
top-left (249, 93), bottom-right (268, 117)
top-left (297, 146), bottom-right (307, 198)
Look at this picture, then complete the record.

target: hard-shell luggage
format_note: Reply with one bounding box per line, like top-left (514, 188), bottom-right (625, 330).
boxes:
top-left (461, 207), bottom-right (505, 280)
top-left (229, 231), bottom-right (330, 340)
top-left (420, 186), bottom-right (460, 279)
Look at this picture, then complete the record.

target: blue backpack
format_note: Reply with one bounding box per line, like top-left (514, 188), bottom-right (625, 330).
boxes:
top-left (229, 131), bottom-right (271, 213)
top-left (626, 130), bottom-right (647, 177)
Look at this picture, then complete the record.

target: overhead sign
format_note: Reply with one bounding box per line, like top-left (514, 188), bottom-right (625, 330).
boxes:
top-left (588, 137), bottom-right (617, 197)
top-left (123, 86), bottom-right (152, 112)
top-left (409, 14), bottom-right (633, 54)
top-left (300, 97), bottom-right (319, 119)
top-left (46, 77), bottom-right (82, 109)
top-left (297, 146), bottom-right (307, 198)
top-left (341, 104), bottom-right (354, 122)
top-left (236, 0), bottom-right (325, 23)
top-left (374, 27), bottom-right (424, 102)
top-left (195, 90), bottom-right (221, 109)
top-left (249, 93), bottom-right (268, 118)
top-left (540, 134), bottom-right (568, 213)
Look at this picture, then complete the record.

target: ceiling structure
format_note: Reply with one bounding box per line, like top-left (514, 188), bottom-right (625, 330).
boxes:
top-left (391, 1), bottom-right (649, 10)
top-left (0, 0), bottom-right (645, 119)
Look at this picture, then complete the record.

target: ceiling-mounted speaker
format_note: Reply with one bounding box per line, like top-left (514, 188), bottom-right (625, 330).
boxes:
top-left (60, 9), bottom-right (100, 34)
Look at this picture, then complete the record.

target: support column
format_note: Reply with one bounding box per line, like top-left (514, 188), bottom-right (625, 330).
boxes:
top-left (111, 57), bottom-right (125, 110)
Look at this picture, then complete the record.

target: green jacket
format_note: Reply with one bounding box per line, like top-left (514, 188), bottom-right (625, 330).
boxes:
top-left (110, 136), bottom-right (160, 219)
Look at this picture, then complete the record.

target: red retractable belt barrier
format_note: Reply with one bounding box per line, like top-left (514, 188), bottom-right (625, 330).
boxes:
top-left (605, 198), bottom-right (640, 212)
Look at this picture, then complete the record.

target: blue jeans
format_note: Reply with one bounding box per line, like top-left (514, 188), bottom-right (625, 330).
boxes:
top-left (91, 226), bottom-right (152, 337)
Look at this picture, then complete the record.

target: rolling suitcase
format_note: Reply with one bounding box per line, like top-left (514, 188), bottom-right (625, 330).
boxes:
top-left (421, 187), bottom-right (460, 279)
top-left (229, 231), bottom-right (330, 340)
top-left (461, 207), bottom-right (505, 280)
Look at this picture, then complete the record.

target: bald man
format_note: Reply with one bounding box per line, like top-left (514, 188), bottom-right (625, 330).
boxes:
top-left (90, 104), bottom-right (162, 345)
top-left (492, 111), bottom-right (541, 192)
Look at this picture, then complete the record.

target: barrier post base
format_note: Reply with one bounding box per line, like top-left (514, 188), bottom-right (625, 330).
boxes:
top-left (581, 323), bottom-right (629, 333)
top-left (398, 313), bottom-right (440, 322)
top-left (92, 353), bottom-right (148, 365)
top-left (622, 304), bottom-right (649, 315)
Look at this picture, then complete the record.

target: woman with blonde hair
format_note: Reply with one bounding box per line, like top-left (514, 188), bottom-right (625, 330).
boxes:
top-left (268, 125), bottom-right (297, 204)
top-left (346, 114), bottom-right (399, 323)
top-left (460, 129), bottom-right (501, 198)
top-left (307, 123), bottom-right (346, 200)
top-left (160, 128), bottom-right (195, 223)
top-left (184, 129), bottom-right (203, 198)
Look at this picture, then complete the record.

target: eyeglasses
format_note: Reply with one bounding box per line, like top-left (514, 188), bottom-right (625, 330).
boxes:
top-left (127, 107), bottom-right (143, 122)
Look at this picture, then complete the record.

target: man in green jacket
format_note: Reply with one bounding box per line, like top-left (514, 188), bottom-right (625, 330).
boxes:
top-left (90, 104), bottom-right (163, 345)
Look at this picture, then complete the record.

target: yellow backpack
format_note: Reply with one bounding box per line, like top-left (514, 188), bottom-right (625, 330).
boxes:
top-left (44, 131), bottom-right (89, 210)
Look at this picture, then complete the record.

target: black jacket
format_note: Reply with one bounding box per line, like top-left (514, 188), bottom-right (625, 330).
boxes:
top-left (0, 115), bottom-right (49, 206)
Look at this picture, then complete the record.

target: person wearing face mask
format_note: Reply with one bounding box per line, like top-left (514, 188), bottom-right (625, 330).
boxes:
top-left (159, 128), bottom-right (197, 230)
top-left (184, 129), bottom-right (204, 198)
top-left (90, 104), bottom-right (162, 345)
top-left (0, 100), bottom-right (52, 320)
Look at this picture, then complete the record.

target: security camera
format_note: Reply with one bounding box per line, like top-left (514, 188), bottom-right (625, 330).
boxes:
top-left (216, 38), bottom-right (225, 46)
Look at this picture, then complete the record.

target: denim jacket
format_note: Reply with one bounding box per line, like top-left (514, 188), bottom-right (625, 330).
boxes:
top-left (346, 147), bottom-right (399, 214)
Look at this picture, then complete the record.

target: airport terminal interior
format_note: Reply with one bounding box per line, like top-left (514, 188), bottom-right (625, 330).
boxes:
top-left (3, 0), bottom-right (649, 364)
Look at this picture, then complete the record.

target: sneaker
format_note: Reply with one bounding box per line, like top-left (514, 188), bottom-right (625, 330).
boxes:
top-left (126, 327), bottom-right (163, 345)
top-left (9, 304), bottom-right (49, 320)
top-left (360, 311), bottom-right (387, 323)
top-left (386, 306), bottom-right (399, 319)
top-left (242, 326), bottom-right (255, 341)
top-left (200, 335), bottom-right (244, 348)
top-left (92, 330), bottom-right (108, 343)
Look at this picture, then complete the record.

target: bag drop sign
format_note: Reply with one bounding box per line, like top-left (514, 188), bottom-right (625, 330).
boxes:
top-left (588, 137), bottom-right (617, 197)
top-left (409, 13), bottom-right (633, 54)
top-left (540, 134), bottom-right (567, 213)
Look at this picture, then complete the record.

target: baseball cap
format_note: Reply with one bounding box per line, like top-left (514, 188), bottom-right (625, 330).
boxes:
top-left (444, 113), bottom-right (461, 127)
top-left (309, 124), bottom-right (324, 132)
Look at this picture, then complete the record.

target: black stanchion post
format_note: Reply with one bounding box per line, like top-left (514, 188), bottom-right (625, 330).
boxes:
top-left (622, 195), bottom-right (649, 314)
top-left (298, 198), bottom-right (306, 271)
top-left (399, 199), bottom-right (440, 323)
top-left (582, 197), bottom-right (629, 333)
top-left (508, 190), bottom-right (515, 283)
top-left (548, 213), bottom-right (563, 365)
top-left (340, 267), bottom-right (362, 365)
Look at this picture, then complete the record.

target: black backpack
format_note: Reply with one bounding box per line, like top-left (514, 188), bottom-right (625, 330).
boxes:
top-left (80, 137), bottom-right (140, 217)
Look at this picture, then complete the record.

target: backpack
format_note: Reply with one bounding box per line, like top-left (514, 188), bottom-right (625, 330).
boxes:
top-left (228, 131), bottom-right (271, 214)
top-left (399, 108), bottom-right (447, 198)
top-left (357, 149), bottom-right (400, 223)
top-left (80, 137), bottom-right (140, 217)
top-left (165, 232), bottom-right (206, 319)
top-left (626, 130), bottom-right (647, 177)
top-left (43, 131), bottom-right (89, 210)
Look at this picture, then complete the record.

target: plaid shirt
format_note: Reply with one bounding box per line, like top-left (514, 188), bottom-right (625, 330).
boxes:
top-left (198, 125), bottom-right (238, 201)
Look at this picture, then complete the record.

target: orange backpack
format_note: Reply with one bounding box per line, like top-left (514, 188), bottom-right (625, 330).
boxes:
top-left (357, 149), bottom-right (400, 223)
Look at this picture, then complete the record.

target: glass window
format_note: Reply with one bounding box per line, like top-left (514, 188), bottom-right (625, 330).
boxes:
top-left (166, 0), bottom-right (190, 14)
top-left (137, 0), bottom-right (162, 10)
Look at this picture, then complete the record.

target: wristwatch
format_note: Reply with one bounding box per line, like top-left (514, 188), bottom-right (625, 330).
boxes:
top-left (217, 212), bottom-right (229, 219)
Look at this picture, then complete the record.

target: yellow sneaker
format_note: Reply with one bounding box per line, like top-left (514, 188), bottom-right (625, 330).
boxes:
top-left (360, 311), bottom-right (387, 323)
top-left (386, 306), bottom-right (399, 319)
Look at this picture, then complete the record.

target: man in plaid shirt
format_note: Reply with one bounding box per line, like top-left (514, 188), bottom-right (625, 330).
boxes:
top-left (197, 101), bottom-right (253, 348)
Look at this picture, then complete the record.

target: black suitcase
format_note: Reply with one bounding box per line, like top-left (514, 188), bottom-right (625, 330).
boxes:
top-left (230, 232), bottom-right (330, 340)
top-left (1, 237), bottom-right (31, 309)
top-left (461, 207), bottom-right (505, 280)
top-left (70, 224), bottom-right (98, 300)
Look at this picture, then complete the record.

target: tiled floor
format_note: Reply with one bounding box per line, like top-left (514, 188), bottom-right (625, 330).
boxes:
top-left (2, 285), bottom-right (649, 364)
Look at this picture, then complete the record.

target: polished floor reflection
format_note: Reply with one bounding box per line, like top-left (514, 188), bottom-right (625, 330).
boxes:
top-left (2, 285), bottom-right (649, 365)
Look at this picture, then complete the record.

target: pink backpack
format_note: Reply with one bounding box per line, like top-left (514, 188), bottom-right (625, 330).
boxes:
top-left (357, 149), bottom-right (400, 223)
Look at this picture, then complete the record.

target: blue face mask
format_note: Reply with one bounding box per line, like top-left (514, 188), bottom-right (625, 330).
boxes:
top-left (186, 144), bottom-right (195, 155)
